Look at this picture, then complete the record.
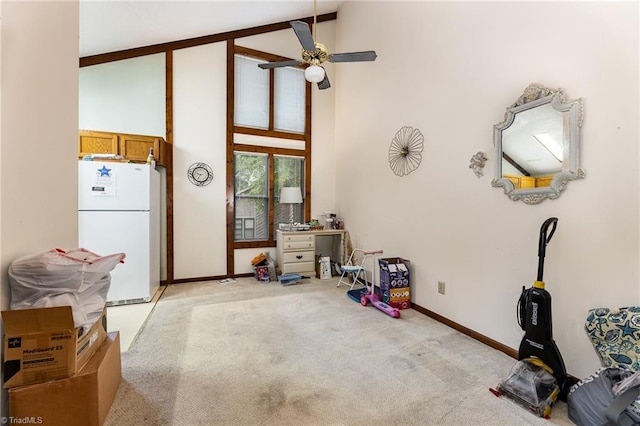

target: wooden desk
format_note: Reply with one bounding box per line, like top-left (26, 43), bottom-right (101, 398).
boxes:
top-left (276, 229), bottom-right (346, 274)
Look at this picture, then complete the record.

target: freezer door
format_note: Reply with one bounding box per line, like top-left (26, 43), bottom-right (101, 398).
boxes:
top-left (79, 211), bottom-right (159, 304)
top-left (78, 161), bottom-right (155, 211)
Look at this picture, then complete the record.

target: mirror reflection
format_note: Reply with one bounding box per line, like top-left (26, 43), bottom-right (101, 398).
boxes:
top-left (502, 103), bottom-right (564, 187)
top-left (492, 84), bottom-right (584, 204)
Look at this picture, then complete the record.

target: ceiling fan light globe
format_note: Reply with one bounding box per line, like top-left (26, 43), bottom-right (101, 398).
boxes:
top-left (305, 65), bottom-right (325, 83)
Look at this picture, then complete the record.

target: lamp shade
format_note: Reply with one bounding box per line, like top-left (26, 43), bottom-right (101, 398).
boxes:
top-left (280, 187), bottom-right (303, 204)
top-left (304, 65), bottom-right (325, 83)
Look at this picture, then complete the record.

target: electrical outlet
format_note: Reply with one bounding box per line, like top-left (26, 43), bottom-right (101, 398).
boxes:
top-left (438, 281), bottom-right (446, 295)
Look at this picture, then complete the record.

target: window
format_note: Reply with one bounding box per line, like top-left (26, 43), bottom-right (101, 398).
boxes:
top-left (229, 45), bottom-right (311, 251)
top-left (234, 153), bottom-right (268, 241)
top-left (233, 49), bottom-right (306, 136)
top-left (234, 55), bottom-right (269, 129)
top-left (274, 155), bottom-right (305, 233)
top-left (233, 152), bottom-right (305, 242)
top-left (274, 67), bottom-right (306, 133)
top-left (235, 218), bottom-right (255, 240)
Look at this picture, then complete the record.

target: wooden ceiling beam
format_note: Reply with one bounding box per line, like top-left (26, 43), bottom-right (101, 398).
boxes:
top-left (80, 12), bottom-right (337, 67)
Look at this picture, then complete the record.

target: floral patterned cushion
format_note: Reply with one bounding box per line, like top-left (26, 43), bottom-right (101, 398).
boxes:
top-left (585, 307), bottom-right (640, 371)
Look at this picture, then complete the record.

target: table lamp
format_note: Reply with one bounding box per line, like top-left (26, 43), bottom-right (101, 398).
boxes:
top-left (280, 187), bottom-right (302, 225)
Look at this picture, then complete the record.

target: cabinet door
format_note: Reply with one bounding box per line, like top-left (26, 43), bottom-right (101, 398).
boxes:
top-left (119, 134), bottom-right (162, 164)
top-left (520, 176), bottom-right (535, 189)
top-left (78, 131), bottom-right (119, 158)
top-left (79, 130), bottom-right (170, 167)
top-left (535, 176), bottom-right (554, 187)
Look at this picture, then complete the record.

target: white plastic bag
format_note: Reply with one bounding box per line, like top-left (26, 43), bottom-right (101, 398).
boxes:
top-left (8, 248), bottom-right (125, 331)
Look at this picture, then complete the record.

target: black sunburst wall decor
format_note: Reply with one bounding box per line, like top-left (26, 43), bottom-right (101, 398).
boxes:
top-left (389, 126), bottom-right (424, 177)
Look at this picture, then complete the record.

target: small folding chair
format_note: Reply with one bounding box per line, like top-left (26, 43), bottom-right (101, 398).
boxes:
top-left (336, 248), bottom-right (369, 290)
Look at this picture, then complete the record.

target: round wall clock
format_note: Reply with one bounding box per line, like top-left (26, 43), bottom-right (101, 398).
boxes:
top-left (187, 162), bottom-right (214, 186)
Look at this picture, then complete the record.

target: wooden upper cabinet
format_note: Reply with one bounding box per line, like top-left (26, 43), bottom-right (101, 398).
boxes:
top-left (119, 133), bottom-right (165, 164)
top-left (79, 130), bottom-right (170, 168)
top-left (78, 131), bottom-right (119, 157)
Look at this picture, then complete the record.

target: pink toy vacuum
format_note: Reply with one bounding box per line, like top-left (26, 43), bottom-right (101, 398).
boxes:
top-left (359, 249), bottom-right (400, 318)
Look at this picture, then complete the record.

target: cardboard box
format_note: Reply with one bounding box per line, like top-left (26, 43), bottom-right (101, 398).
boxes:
top-left (2, 306), bottom-right (107, 388)
top-left (379, 257), bottom-right (411, 308)
top-left (388, 288), bottom-right (411, 310)
top-left (9, 332), bottom-right (121, 426)
top-left (251, 253), bottom-right (267, 266)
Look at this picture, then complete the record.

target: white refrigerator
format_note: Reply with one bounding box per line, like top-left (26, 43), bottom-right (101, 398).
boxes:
top-left (78, 161), bottom-right (160, 305)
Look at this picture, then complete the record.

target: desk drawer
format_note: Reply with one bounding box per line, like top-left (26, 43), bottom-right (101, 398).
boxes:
top-left (283, 251), bottom-right (315, 264)
top-left (282, 240), bottom-right (314, 251)
top-left (282, 234), bottom-right (314, 243)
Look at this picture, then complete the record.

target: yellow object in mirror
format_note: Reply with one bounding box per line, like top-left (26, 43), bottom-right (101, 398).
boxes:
top-left (492, 83), bottom-right (584, 204)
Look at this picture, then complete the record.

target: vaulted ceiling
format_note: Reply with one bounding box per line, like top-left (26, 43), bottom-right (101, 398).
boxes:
top-left (79, 0), bottom-right (344, 57)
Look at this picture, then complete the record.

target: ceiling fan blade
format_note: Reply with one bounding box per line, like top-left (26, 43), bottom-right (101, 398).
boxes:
top-left (329, 51), bottom-right (378, 63)
top-left (258, 60), bottom-right (301, 69)
top-left (317, 75), bottom-right (331, 90)
top-left (290, 20), bottom-right (316, 52)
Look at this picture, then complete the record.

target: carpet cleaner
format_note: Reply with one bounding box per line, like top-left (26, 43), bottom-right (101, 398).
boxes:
top-left (490, 217), bottom-right (571, 418)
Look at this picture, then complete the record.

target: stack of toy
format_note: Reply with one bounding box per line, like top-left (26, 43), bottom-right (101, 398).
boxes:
top-left (378, 257), bottom-right (411, 309)
top-left (251, 253), bottom-right (271, 283)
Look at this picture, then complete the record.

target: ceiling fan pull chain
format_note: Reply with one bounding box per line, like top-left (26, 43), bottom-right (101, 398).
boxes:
top-left (313, 0), bottom-right (317, 42)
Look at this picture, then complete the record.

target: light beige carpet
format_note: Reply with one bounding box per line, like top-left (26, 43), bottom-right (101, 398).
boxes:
top-left (105, 277), bottom-right (574, 425)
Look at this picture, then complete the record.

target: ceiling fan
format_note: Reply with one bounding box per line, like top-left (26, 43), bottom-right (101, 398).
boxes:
top-left (258, 5), bottom-right (377, 90)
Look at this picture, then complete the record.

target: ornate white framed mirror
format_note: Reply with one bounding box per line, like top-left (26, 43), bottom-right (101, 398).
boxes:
top-left (492, 83), bottom-right (584, 204)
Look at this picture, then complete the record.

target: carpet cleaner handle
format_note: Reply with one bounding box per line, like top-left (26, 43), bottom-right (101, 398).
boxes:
top-left (517, 286), bottom-right (528, 331)
top-left (537, 217), bottom-right (558, 282)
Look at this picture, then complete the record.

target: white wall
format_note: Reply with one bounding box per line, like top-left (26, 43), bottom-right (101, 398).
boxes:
top-left (333, 1), bottom-right (639, 379)
top-left (173, 43), bottom-right (228, 279)
top-left (0, 0), bottom-right (79, 416)
top-left (79, 53), bottom-right (165, 136)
